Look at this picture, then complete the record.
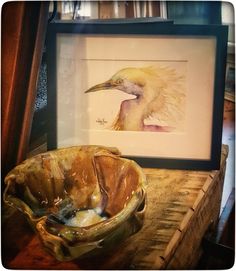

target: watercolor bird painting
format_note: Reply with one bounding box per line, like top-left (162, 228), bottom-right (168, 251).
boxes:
top-left (85, 66), bottom-right (185, 132)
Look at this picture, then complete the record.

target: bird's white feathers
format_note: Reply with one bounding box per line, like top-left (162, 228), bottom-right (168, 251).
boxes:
top-left (141, 66), bottom-right (186, 130)
top-left (112, 66), bottom-right (186, 131)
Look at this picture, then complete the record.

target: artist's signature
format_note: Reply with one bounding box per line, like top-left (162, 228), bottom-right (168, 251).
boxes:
top-left (96, 118), bottom-right (108, 126)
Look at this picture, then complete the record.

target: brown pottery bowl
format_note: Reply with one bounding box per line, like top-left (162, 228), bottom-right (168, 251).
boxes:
top-left (3, 145), bottom-right (147, 261)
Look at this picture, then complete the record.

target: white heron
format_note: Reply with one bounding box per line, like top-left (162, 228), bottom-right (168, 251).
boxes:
top-left (85, 66), bottom-right (185, 132)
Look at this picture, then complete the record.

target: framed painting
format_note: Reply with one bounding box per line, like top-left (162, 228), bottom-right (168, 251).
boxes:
top-left (46, 20), bottom-right (228, 170)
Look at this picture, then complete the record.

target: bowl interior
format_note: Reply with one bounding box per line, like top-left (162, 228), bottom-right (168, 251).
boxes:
top-left (5, 146), bottom-right (142, 227)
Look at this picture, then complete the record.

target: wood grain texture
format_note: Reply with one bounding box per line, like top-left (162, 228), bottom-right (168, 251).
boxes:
top-left (1, 2), bottom-right (49, 181)
top-left (3, 146), bottom-right (228, 269)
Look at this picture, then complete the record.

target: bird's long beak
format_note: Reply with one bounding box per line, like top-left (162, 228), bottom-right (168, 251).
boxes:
top-left (85, 80), bottom-right (115, 93)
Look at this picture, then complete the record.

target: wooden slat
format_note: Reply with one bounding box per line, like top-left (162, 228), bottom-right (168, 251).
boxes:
top-left (98, 1), bottom-right (125, 19)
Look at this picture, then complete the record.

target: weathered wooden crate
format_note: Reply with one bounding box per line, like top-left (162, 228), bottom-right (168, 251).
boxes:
top-left (2, 145), bottom-right (228, 269)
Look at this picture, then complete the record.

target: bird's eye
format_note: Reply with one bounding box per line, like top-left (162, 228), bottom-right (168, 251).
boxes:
top-left (116, 79), bottom-right (123, 85)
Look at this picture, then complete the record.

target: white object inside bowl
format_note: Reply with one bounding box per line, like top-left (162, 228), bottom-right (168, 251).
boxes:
top-left (65, 208), bottom-right (107, 227)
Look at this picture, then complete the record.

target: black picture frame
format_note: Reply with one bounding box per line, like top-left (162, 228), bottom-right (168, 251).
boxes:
top-left (46, 19), bottom-right (228, 170)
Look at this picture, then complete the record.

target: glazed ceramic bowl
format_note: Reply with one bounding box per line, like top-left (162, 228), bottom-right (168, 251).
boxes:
top-left (3, 145), bottom-right (146, 261)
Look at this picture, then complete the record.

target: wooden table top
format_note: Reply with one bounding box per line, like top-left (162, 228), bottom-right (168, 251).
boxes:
top-left (2, 146), bottom-right (228, 269)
